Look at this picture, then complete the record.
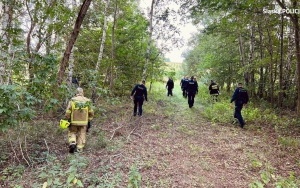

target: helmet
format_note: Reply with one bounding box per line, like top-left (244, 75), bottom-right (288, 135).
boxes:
top-left (59, 119), bottom-right (70, 129)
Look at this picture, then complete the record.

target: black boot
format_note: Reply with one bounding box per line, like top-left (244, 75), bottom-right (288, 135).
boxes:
top-left (69, 143), bottom-right (77, 153)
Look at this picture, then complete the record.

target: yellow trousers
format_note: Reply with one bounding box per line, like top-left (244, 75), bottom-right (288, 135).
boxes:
top-left (68, 125), bottom-right (87, 149)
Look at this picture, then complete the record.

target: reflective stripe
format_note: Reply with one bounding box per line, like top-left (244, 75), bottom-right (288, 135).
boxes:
top-left (72, 120), bottom-right (88, 125)
top-left (69, 137), bottom-right (76, 143)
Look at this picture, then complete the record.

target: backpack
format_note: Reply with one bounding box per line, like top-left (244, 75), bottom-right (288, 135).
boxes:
top-left (70, 100), bottom-right (90, 125)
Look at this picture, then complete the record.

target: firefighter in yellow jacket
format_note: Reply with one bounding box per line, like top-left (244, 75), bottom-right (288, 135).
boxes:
top-left (65, 87), bottom-right (94, 153)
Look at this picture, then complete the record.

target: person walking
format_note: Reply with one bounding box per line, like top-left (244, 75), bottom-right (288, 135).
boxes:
top-left (130, 80), bottom-right (148, 116)
top-left (186, 76), bottom-right (198, 108)
top-left (166, 77), bottom-right (174, 96)
top-left (230, 83), bottom-right (249, 128)
top-left (180, 76), bottom-right (189, 98)
top-left (65, 87), bottom-right (94, 153)
top-left (209, 80), bottom-right (220, 102)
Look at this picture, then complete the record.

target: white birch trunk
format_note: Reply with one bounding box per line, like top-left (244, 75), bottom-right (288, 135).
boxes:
top-left (95, 0), bottom-right (110, 71)
top-left (68, 49), bottom-right (75, 86)
top-left (0, 3), bottom-right (9, 85)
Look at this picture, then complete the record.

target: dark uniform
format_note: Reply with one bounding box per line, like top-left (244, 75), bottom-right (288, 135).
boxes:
top-left (209, 80), bottom-right (219, 102)
top-left (180, 77), bottom-right (189, 98)
top-left (186, 77), bottom-right (198, 108)
top-left (230, 84), bottom-right (249, 128)
top-left (166, 78), bottom-right (174, 96)
top-left (131, 82), bottom-right (148, 116)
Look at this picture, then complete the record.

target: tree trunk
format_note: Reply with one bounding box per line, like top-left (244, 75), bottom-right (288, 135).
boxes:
top-left (249, 26), bottom-right (255, 95)
top-left (109, 0), bottom-right (118, 92)
top-left (238, 34), bottom-right (248, 85)
top-left (276, 0), bottom-right (300, 114)
top-left (257, 20), bottom-right (265, 98)
top-left (278, 14), bottom-right (284, 107)
top-left (142, 0), bottom-right (155, 80)
top-left (267, 28), bottom-right (274, 105)
top-left (0, 2), bottom-right (8, 85)
top-left (95, 0), bottom-right (110, 71)
top-left (57, 0), bottom-right (92, 86)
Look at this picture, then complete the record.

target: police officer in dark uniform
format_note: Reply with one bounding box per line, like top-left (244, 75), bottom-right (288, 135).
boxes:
top-left (166, 77), bottom-right (174, 96)
top-left (180, 76), bottom-right (189, 98)
top-left (186, 76), bottom-right (198, 108)
top-left (209, 80), bottom-right (219, 102)
top-left (230, 83), bottom-right (249, 128)
top-left (130, 80), bottom-right (148, 116)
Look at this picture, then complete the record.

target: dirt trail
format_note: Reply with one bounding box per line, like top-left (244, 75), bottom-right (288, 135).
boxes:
top-left (85, 86), bottom-right (299, 188)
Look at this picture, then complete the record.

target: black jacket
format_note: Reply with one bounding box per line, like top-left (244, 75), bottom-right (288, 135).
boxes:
top-left (209, 83), bottom-right (219, 95)
top-left (131, 84), bottom-right (148, 101)
top-left (166, 79), bottom-right (174, 89)
top-left (187, 80), bottom-right (198, 94)
top-left (230, 87), bottom-right (249, 105)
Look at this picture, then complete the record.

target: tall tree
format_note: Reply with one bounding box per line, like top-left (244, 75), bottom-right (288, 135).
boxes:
top-left (95, 0), bottom-right (110, 71)
top-left (275, 0), bottom-right (300, 114)
top-left (57, 0), bottom-right (92, 86)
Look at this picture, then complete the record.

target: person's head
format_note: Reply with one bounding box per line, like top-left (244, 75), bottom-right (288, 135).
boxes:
top-left (141, 80), bottom-right (145, 85)
top-left (237, 82), bottom-right (243, 87)
top-left (211, 80), bottom-right (214, 84)
top-left (76, 87), bottom-right (84, 96)
top-left (191, 76), bottom-right (194, 80)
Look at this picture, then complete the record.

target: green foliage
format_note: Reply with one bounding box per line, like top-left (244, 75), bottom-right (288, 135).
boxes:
top-left (0, 84), bottom-right (37, 130)
top-left (0, 165), bottom-right (25, 183)
top-left (35, 155), bottom-right (88, 187)
top-left (278, 137), bottom-right (300, 149)
top-left (249, 170), bottom-right (300, 188)
top-left (202, 102), bottom-right (232, 123)
top-left (89, 129), bottom-right (108, 149)
top-left (275, 172), bottom-right (300, 188)
top-left (177, 125), bottom-right (195, 135)
top-left (128, 164), bottom-right (142, 188)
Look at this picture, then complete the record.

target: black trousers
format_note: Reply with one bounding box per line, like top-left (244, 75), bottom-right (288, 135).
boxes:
top-left (133, 96), bottom-right (144, 116)
top-left (187, 92), bottom-right (196, 107)
top-left (182, 88), bottom-right (187, 98)
top-left (234, 104), bottom-right (245, 127)
top-left (167, 89), bottom-right (173, 96)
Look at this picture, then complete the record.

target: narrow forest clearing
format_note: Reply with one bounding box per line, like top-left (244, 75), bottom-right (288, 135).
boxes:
top-left (1, 82), bottom-right (300, 188)
top-left (77, 82), bottom-right (299, 187)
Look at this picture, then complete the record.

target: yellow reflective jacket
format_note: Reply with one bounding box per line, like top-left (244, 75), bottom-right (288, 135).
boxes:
top-left (65, 95), bottom-right (94, 126)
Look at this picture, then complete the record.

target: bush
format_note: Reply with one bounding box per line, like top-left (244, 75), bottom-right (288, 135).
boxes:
top-left (0, 84), bottom-right (37, 131)
top-left (201, 102), bottom-right (232, 123)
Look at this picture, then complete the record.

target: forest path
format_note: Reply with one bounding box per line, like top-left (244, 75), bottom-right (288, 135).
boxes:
top-left (84, 82), bottom-right (298, 188)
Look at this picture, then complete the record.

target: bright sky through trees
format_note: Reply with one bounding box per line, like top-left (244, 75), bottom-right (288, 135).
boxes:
top-left (138, 0), bottom-right (198, 63)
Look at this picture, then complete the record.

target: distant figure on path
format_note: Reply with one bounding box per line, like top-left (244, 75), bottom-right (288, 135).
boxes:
top-left (209, 80), bottom-right (220, 102)
top-left (130, 80), bottom-right (148, 116)
top-left (230, 83), bottom-right (249, 128)
top-left (166, 77), bottom-right (174, 96)
top-left (186, 76), bottom-right (198, 108)
top-left (65, 87), bottom-right (94, 153)
top-left (180, 76), bottom-right (189, 98)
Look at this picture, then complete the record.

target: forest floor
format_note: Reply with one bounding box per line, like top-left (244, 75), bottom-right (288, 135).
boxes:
top-left (81, 84), bottom-right (299, 187)
top-left (1, 83), bottom-right (300, 187)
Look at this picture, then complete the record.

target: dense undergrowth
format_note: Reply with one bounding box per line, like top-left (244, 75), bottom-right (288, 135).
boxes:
top-left (0, 82), bottom-right (300, 187)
